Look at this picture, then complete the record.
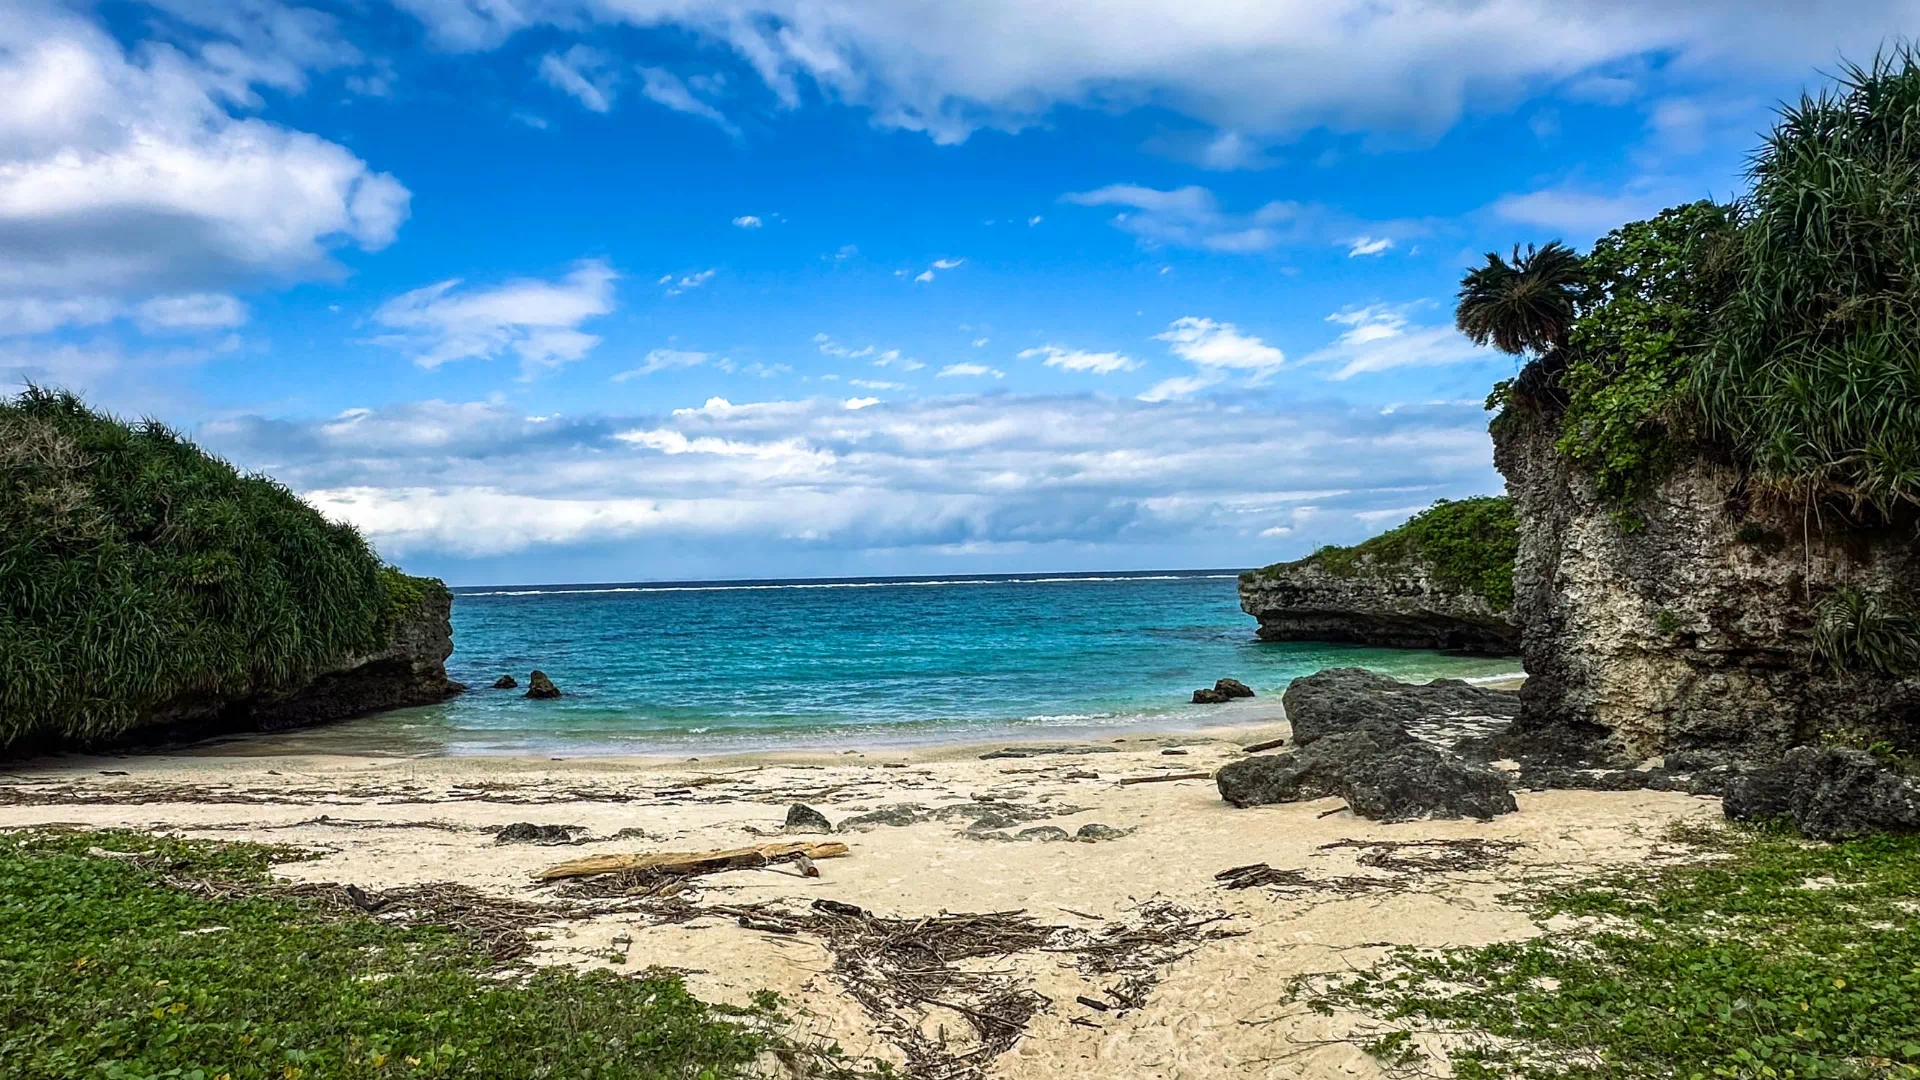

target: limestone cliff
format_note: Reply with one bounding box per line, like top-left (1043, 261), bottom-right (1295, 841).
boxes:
top-left (1239, 497), bottom-right (1521, 655)
top-left (134, 581), bottom-right (463, 744)
top-left (1493, 402), bottom-right (1920, 763)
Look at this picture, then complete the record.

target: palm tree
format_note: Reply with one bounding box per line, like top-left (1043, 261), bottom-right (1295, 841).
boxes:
top-left (1455, 242), bottom-right (1584, 357)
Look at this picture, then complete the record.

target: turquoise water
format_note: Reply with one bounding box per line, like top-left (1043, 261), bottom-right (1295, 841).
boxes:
top-left (301, 571), bottom-right (1522, 756)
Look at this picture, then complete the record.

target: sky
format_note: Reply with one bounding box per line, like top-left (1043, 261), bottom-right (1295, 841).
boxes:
top-left (3, 1), bottom-right (1916, 585)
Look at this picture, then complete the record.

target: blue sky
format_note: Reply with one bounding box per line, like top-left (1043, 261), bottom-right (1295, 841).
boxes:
top-left (4, 0), bottom-right (1915, 584)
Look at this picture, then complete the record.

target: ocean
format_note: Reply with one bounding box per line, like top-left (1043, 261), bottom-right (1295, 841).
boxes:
top-left (280, 570), bottom-right (1523, 756)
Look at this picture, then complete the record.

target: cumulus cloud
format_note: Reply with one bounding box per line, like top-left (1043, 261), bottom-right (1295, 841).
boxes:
top-left (389, 0), bottom-right (1919, 145)
top-left (370, 259), bottom-right (618, 375)
top-left (539, 44), bottom-right (620, 112)
top-left (1490, 184), bottom-right (1682, 237)
top-left (0, 2), bottom-right (409, 324)
top-left (201, 392), bottom-right (1502, 568)
top-left (1019, 344), bottom-right (1140, 375)
top-left (732, 214), bottom-right (764, 228)
top-left (1301, 303), bottom-right (1492, 379)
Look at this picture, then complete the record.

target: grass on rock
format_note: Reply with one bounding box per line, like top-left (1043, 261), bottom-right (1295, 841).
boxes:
top-left (0, 829), bottom-right (858, 1080)
top-left (1303, 823), bottom-right (1920, 1080)
top-left (1244, 497), bottom-right (1519, 612)
top-left (0, 387), bottom-right (442, 751)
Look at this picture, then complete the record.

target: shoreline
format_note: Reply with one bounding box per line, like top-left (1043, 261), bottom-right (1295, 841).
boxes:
top-left (10, 671), bottom-right (1528, 768)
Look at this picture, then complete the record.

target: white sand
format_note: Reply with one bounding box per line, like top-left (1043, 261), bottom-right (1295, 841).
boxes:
top-left (0, 726), bottom-right (1719, 1079)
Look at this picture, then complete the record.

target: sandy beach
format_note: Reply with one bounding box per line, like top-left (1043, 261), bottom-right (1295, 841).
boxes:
top-left (0, 708), bottom-right (1720, 1080)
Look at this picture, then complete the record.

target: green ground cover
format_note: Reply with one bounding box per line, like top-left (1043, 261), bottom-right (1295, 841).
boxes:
top-left (0, 829), bottom-right (861, 1080)
top-left (1244, 497), bottom-right (1519, 611)
top-left (1305, 824), bottom-right (1920, 1080)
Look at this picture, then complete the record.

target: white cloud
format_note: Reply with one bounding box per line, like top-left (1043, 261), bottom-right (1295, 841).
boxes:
top-left (937, 362), bottom-right (1004, 378)
top-left (1060, 184), bottom-right (1398, 253)
top-left (1137, 374), bottom-right (1218, 402)
top-left (1155, 317), bottom-right (1285, 377)
top-left (136, 293), bottom-right (248, 334)
top-left (850, 378), bottom-right (906, 390)
top-left (1027, 216), bottom-right (1043, 226)
top-left (843, 396), bottom-right (881, 409)
top-left (611, 348), bottom-right (711, 381)
top-left (732, 214), bottom-right (764, 228)
top-left (914, 269), bottom-right (935, 283)
top-left (538, 44), bottom-right (619, 112)
top-left (1302, 303), bottom-right (1492, 379)
top-left (932, 258), bottom-right (965, 269)
top-left (0, 2), bottom-right (409, 320)
top-left (817, 334), bottom-right (926, 370)
top-left (1346, 236), bottom-right (1394, 257)
top-left (371, 259), bottom-right (618, 375)
top-left (1019, 344), bottom-right (1140, 375)
top-left (1491, 184), bottom-right (1679, 237)
top-left (206, 392), bottom-right (1502, 566)
top-left (390, 0), bottom-right (1917, 146)
top-left (664, 268), bottom-right (716, 295)
top-left (972, 337), bottom-right (989, 348)
top-left (637, 67), bottom-right (740, 137)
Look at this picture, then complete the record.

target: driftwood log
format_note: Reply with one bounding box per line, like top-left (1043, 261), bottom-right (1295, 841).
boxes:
top-left (1116, 771), bottom-right (1212, 786)
top-left (534, 841), bottom-right (850, 882)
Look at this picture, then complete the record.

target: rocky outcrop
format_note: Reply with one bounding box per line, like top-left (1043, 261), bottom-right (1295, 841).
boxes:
top-left (132, 582), bottom-right (463, 744)
top-left (1723, 747), bottom-right (1920, 840)
top-left (1192, 678), bottom-right (1257, 704)
top-left (1218, 670), bottom-right (1520, 821)
top-left (1239, 557), bottom-right (1518, 654)
top-left (1494, 403), bottom-right (1920, 764)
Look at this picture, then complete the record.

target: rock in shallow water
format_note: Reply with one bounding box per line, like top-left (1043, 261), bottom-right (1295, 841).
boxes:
top-left (492, 674), bottom-right (518, 689)
top-left (784, 803), bottom-right (832, 833)
top-left (1215, 678), bottom-right (1256, 699)
top-left (1724, 746), bottom-right (1920, 840)
top-left (524, 670), bottom-right (561, 699)
top-left (1192, 687), bottom-right (1229, 704)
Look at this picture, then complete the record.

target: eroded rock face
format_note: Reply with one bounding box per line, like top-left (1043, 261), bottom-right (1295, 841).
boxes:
top-left (136, 581), bottom-right (464, 742)
top-left (1494, 402), bottom-right (1920, 763)
top-left (1239, 559), bottom-right (1519, 654)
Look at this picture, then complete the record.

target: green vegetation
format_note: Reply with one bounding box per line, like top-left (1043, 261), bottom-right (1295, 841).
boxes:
top-left (1247, 497), bottom-right (1519, 611)
top-left (1813, 587), bottom-right (1920, 676)
top-left (0, 387), bottom-right (440, 751)
top-left (1304, 824), bottom-right (1920, 1080)
top-left (0, 829), bottom-right (819, 1080)
top-left (1469, 48), bottom-right (1920, 525)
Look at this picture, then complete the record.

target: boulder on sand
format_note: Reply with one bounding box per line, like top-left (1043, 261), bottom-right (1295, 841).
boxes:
top-left (1281, 667), bottom-right (1518, 748)
top-left (492, 674), bottom-right (518, 689)
top-left (524, 670), bottom-right (561, 699)
top-left (1724, 746), bottom-right (1920, 840)
top-left (1216, 716), bottom-right (1516, 822)
top-left (784, 803), bottom-right (833, 833)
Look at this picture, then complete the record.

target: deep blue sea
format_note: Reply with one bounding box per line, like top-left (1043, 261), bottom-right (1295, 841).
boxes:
top-left (294, 571), bottom-right (1522, 756)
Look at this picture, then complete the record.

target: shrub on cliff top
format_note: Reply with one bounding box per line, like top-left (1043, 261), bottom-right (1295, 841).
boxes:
top-left (1249, 497), bottom-right (1519, 612)
top-left (0, 387), bottom-right (433, 751)
top-left (1483, 48), bottom-right (1920, 523)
